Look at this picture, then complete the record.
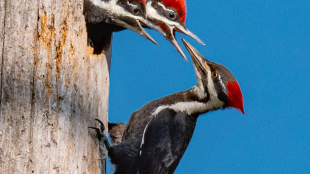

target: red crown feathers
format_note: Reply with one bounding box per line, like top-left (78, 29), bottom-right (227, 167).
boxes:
top-left (162, 0), bottom-right (186, 24)
top-left (227, 81), bottom-right (245, 114)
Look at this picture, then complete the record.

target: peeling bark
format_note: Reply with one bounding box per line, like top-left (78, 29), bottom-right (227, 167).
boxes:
top-left (0, 0), bottom-right (110, 173)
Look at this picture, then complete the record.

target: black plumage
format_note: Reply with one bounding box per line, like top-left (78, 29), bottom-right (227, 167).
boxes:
top-left (84, 0), bottom-right (162, 54)
top-left (91, 39), bottom-right (244, 174)
top-left (108, 122), bottom-right (127, 146)
top-left (109, 91), bottom-right (201, 174)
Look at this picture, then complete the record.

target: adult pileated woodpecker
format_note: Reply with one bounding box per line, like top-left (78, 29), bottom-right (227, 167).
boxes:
top-left (90, 39), bottom-right (244, 174)
top-left (84, 0), bottom-right (164, 53)
top-left (145, 0), bottom-right (205, 60)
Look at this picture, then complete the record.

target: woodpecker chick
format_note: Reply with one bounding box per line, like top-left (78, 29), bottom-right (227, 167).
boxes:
top-left (92, 39), bottom-right (244, 174)
top-left (84, 0), bottom-right (165, 53)
top-left (145, 0), bottom-right (205, 61)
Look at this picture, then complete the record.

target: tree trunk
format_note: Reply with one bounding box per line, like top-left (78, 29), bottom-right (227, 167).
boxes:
top-left (0, 0), bottom-right (110, 173)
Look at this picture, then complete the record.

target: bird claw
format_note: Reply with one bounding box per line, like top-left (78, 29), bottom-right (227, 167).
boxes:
top-left (89, 119), bottom-right (111, 152)
top-left (95, 119), bottom-right (105, 131)
top-left (88, 119), bottom-right (107, 140)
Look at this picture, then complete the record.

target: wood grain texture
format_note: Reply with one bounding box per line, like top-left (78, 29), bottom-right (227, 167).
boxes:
top-left (0, 0), bottom-right (5, 103)
top-left (0, 0), bottom-right (110, 173)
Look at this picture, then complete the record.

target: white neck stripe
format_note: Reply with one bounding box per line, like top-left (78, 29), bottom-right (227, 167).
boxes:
top-left (139, 69), bottom-right (225, 157)
top-left (139, 98), bottom-right (224, 156)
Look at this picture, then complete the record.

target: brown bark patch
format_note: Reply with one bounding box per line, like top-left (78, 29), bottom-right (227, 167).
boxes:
top-left (74, 64), bottom-right (77, 82)
top-left (54, 116), bottom-right (59, 132)
top-left (37, 11), bottom-right (56, 107)
top-left (65, 75), bottom-right (70, 88)
top-left (56, 20), bottom-right (68, 77)
top-left (86, 46), bottom-right (104, 63)
top-left (69, 41), bottom-right (75, 64)
top-left (38, 12), bottom-right (55, 55)
top-left (44, 83), bottom-right (52, 107)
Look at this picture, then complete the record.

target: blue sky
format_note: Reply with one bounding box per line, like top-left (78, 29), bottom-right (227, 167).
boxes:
top-left (107, 0), bottom-right (310, 173)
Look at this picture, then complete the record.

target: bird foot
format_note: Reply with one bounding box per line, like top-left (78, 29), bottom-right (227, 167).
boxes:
top-left (89, 119), bottom-right (111, 152)
top-left (89, 119), bottom-right (106, 138)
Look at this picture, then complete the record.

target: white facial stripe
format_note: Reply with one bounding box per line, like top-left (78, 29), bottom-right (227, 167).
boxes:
top-left (146, 2), bottom-right (168, 22)
top-left (206, 69), bottom-right (227, 109)
top-left (111, 0), bottom-right (144, 20)
top-left (91, 0), bottom-right (144, 21)
top-left (127, 2), bottom-right (137, 9)
top-left (90, 0), bottom-right (111, 10)
top-left (207, 69), bottom-right (218, 97)
top-left (146, 2), bottom-right (181, 28)
top-left (157, 2), bottom-right (175, 14)
top-left (218, 75), bottom-right (227, 93)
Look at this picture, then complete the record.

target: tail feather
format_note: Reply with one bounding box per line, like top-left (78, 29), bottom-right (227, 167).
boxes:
top-left (108, 122), bottom-right (127, 146)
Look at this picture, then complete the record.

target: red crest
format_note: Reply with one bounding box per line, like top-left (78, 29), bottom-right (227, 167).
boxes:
top-left (227, 81), bottom-right (245, 114)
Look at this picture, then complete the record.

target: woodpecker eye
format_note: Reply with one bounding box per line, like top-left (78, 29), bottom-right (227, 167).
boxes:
top-left (212, 71), bottom-right (218, 79)
top-left (133, 7), bottom-right (140, 15)
top-left (168, 11), bottom-right (177, 20)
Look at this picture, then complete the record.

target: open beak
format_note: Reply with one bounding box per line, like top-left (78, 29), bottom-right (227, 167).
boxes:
top-left (139, 18), bottom-right (166, 36)
top-left (161, 23), bottom-right (187, 61)
top-left (158, 23), bottom-right (205, 61)
top-left (113, 18), bottom-right (159, 45)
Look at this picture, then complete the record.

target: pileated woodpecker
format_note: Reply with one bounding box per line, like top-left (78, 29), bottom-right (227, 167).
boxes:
top-left (90, 39), bottom-right (244, 174)
top-left (145, 0), bottom-right (205, 60)
top-left (84, 0), bottom-right (164, 53)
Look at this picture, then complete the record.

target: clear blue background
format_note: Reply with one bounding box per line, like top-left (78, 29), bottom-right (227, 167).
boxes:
top-left (107, 0), bottom-right (310, 173)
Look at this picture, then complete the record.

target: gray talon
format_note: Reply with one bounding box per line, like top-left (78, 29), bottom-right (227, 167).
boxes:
top-left (89, 119), bottom-right (111, 152)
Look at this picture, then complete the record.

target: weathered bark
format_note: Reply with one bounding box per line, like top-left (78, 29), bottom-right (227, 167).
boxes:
top-left (0, 0), bottom-right (110, 173)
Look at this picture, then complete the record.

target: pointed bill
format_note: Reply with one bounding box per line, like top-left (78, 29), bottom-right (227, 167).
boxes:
top-left (139, 18), bottom-right (166, 36)
top-left (176, 25), bottom-right (205, 45)
top-left (113, 18), bottom-right (158, 45)
top-left (182, 38), bottom-right (203, 72)
top-left (136, 19), bottom-right (159, 45)
top-left (183, 39), bottom-right (245, 115)
top-left (158, 23), bottom-right (204, 61)
top-left (182, 39), bottom-right (210, 74)
top-left (169, 29), bottom-right (187, 61)
top-left (182, 39), bottom-right (208, 62)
